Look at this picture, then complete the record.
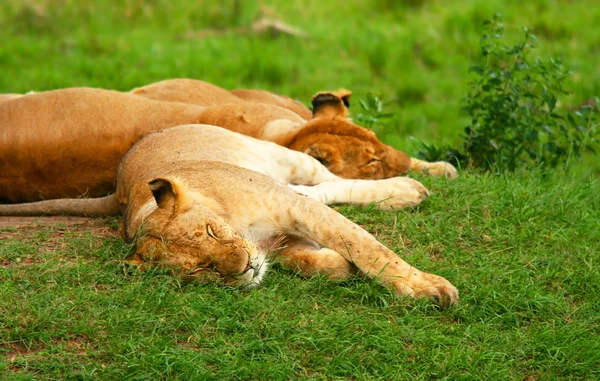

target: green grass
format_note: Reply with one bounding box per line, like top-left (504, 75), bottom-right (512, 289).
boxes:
top-left (1, 1), bottom-right (599, 379)
top-left (2, 172), bottom-right (599, 379)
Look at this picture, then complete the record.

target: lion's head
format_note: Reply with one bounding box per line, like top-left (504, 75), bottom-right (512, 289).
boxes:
top-left (124, 177), bottom-right (268, 287)
top-left (287, 91), bottom-right (411, 180)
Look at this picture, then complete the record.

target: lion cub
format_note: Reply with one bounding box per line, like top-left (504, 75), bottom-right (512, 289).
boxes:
top-left (115, 125), bottom-right (458, 306)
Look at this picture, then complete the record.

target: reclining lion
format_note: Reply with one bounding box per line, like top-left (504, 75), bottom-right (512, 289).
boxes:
top-left (131, 79), bottom-right (457, 180)
top-left (0, 94), bottom-right (21, 102)
top-left (0, 86), bottom-right (454, 203)
top-left (0, 124), bottom-right (458, 307)
top-left (131, 78), bottom-right (313, 120)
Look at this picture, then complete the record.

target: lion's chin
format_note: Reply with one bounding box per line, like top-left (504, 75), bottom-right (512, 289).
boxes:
top-left (238, 251), bottom-right (269, 288)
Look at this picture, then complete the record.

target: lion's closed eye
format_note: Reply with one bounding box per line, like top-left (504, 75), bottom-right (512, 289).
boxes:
top-left (206, 224), bottom-right (219, 240)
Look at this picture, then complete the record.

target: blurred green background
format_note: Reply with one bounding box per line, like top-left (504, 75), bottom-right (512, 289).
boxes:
top-left (2, 0), bottom-right (598, 155)
top-left (2, 3), bottom-right (600, 379)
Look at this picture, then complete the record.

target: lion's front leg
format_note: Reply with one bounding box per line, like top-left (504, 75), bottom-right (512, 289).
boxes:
top-left (279, 195), bottom-right (458, 307)
top-left (410, 158), bottom-right (459, 179)
top-left (288, 176), bottom-right (430, 210)
top-left (263, 141), bottom-right (342, 185)
top-left (277, 235), bottom-right (358, 279)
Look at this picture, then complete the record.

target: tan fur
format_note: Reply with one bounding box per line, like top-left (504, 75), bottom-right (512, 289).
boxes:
top-left (115, 125), bottom-right (458, 305)
top-left (131, 78), bottom-right (313, 119)
top-left (0, 82), bottom-right (456, 203)
top-left (0, 124), bottom-right (458, 305)
top-left (0, 94), bottom-right (22, 102)
top-left (132, 79), bottom-right (458, 180)
top-left (131, 79), bottom-right (241, 107)
top-left (230, 89), bottom-right (313, 119)
top-left (0, 88), bottom-right (207, 202)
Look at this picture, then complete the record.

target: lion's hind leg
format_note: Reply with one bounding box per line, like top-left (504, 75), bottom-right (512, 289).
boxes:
top-left (277, 235), bottom-right (358, 279)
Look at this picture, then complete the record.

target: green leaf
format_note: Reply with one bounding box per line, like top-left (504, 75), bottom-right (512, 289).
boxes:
top-left (469, 65), bottom-right (484, 75)
top-left (567, 113), bottom-right (577, 128)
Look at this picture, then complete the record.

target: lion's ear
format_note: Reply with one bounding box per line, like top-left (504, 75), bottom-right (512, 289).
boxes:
top-left (334, 89), bottom-right (352, 108)
top-left (148, 177), bottom-right (192, 213)
top-left (304, 143), bottom-right (334, 167)
top-left (311, 92), bottom-right (349, 120)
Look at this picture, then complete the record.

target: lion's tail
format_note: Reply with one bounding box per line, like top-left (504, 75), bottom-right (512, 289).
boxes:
top-left (0, 194), bottom-right (120, 217)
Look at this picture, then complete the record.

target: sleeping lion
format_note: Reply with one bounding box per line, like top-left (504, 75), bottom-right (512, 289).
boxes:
top-left (132, 79), bottom-right (458, 180)
top-left (0, 82), bottom-right (456, 203)
top-left (0, 125), bottom-right (458, 307)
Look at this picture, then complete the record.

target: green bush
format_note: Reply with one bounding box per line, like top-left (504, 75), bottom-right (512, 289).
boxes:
top-left (417, 14), bottom-right (599, 172)
top-left (355, 92), bottom-right (395, 133)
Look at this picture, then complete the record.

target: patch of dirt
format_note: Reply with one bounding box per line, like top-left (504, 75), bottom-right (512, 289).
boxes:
top-left (2, 335), bottom-right (96, 372)
top-left (1, 340), bottom-right (45, 365)
top-left (176, 339), bottom-right (201, 351)
top-left (0, 217), bottom-right (120, 267)
top-left (1, 256), bottom-right (37, 269)
top-left (50, 335), bottom-right (96, 356)
top-left (0, 216), bottom-right (113, 229)
top-left (0, 216), bottom-right (119, 237)
top-left (426, 243), bottom-right (445, 262)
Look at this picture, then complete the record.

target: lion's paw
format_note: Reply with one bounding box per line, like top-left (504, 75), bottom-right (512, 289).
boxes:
top-left (393, 270), bottom-right (459, 308)
top-left (375, 177), bottom-right (430, 210)
top-left (426, 161), bottom-right (459, 179)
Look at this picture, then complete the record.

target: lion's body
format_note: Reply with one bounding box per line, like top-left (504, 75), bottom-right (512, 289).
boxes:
top-left (115, 125), bottom-right (458, 305)
top-left (131, 78), bottom-right (313, 120)
top-left (116, 125), bottom-right (431, 225)
top-left (0, 94), bottom-right (21, 102)
top-left (0, 87), bottom-right (312, 202)
top-left (0, 88), bottom-right (207, 202)
top-left (0, 123), bottom-right (458, 305)
top-left (0, 81), bottom-right (456, 203)
top-left (132, 79), bottom-right (457, 180)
